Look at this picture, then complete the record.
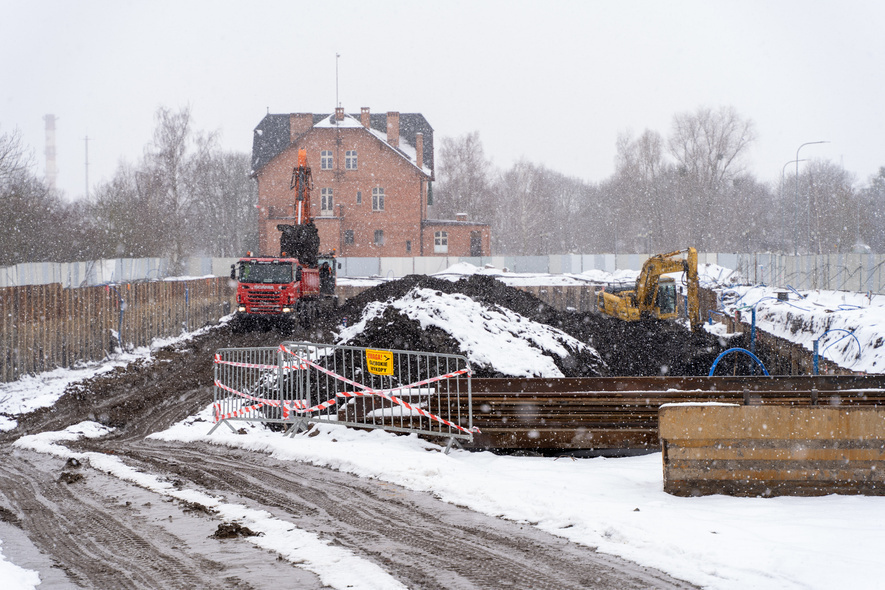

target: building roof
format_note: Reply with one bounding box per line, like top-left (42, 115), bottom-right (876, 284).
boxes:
top-left (251, 111), bottom-right (434, 178)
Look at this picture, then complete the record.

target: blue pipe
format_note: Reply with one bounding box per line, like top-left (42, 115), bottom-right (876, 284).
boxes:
top-left (813, 329), bottom-right (862, 374)
top-left (707, 309), bottom-right (727, 325)
top-left (708, 348), bottom-right (770, 377)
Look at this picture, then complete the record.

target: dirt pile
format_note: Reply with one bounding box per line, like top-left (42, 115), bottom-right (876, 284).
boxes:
top-left (322, 274), bottom-right (605, 378)
top-left (319, 274), bottom-right (738, 378)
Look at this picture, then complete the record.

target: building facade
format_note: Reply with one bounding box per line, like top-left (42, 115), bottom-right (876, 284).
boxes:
top-left (251, 108), bottom-right (491, 258)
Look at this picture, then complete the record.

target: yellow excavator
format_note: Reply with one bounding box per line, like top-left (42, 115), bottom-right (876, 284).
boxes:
top-left (597, 248), bottom-right (701, 331)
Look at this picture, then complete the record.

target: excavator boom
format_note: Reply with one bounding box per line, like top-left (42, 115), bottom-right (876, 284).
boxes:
top-left (597, 247), bottom-right (701, 331)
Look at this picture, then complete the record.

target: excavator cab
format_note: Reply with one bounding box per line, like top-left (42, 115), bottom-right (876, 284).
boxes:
top-left (597, 248), bottom-right (700, 331)
top-left (655, 277), bottom-right (678, 319)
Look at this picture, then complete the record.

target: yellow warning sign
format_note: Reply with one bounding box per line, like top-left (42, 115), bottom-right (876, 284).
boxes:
top-left (366, 349), bottom-right (394, 376)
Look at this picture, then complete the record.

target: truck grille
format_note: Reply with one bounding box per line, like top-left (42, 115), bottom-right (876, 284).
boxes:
top-left (244, 290), bottom-right (284, 313)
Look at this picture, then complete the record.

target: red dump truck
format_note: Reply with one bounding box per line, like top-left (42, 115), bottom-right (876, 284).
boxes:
top-left (229, 149), bottom-right (336, 331)
top-left (229, 253), bottom-right (336, 330)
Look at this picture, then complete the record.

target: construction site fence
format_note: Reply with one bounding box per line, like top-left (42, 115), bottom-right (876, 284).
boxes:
top-left (211, 342), bottom-right (473, 449)
top-left (6, 252), bottom-right (885, 294)
top-left (0, 277), bottom-right (234, 383)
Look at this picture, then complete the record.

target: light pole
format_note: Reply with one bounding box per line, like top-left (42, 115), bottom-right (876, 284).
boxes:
top-left (782, 159), bottom-right (805, 254)
top-left (794, 141), bottom-right (829, 255)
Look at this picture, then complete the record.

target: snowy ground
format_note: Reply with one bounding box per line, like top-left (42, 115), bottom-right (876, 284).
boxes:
top-left (3, 264), bottom-right (885, 589)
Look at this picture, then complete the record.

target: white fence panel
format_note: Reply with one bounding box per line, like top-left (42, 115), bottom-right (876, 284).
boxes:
top-left (6, 252), bottom-right (885, 293)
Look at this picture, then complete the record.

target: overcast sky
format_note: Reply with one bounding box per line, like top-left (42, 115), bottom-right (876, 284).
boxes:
top-left (3, 0), bottom-right (883, 200)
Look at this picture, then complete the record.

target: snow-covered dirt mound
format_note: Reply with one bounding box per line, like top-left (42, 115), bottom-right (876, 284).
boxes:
top-left (324, 273), bottom-right (736, 378)
top-left (336, 286), bottom-right (607, 378)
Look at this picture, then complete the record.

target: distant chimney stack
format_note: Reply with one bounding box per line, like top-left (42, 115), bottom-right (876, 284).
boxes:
top-left (386, 111), bottom-right (400, 148)
top-left (361, 107), bottom-right (370, 128)
top-left (335, 107), bottom-right (344, 121)
top-left (456, 213), bottom-right (468, 222)
top-left (416, 132), bottom-right (424, 169)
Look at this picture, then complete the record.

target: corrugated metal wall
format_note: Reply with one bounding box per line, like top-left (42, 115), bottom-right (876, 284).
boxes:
top-left (4, 253), bottom-right (885, 293)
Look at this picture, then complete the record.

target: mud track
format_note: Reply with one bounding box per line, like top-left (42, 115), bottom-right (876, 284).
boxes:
top-left (0, 294), bottom-right (701, 587)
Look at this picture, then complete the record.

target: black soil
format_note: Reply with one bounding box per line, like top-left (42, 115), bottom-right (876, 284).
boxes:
top-left (314, 274), bottom-right (743, 378)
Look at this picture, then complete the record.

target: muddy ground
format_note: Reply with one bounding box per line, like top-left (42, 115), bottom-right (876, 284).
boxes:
top-left (0, 276), bottom-right (715, 588)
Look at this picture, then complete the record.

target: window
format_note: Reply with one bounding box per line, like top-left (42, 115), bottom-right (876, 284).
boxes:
top-left (321, 150), bottom-right (333, 170)
top-left (470, 231), bottom-right (483, 256)
top-left (345, 150), bottom-right (357, 170)
top-left (237, 262), bottom-right (293, 284)
top-left (372, 187), bottom-right (385, 211)
top-left (406, 240), bottom-right (411, 253)
top-left (320, 188), bottom-right (333, 215)
top-left (356, 190), bottom-right (362, 204)
top-left (427, 182), bottom-right (433, 206)
top-left (344, 230), bottom-right (354, 245)
top-left (374, 230), bottom-right (384, 246)
top-left (434, 231), bottom-right (448, 254)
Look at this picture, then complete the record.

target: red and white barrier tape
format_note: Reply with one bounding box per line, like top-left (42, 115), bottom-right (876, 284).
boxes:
top-left (214, 353), bottom-right (307, 371)
top-left (278, 345), bottom-right (478, 434)
top-left (213, 379), bottom-right (336, 421)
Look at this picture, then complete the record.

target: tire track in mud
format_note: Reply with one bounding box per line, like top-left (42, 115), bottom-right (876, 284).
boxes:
top-left (0, 449), bottom-right (324, 589)
top-left (97, 439), bottom-right (697, 590)
top-left (2, 321), bottom-right (698, 589)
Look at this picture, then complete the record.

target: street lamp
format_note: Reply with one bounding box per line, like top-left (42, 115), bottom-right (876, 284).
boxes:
top-left (782, 159), bottom-right (805, 254)
top-left (794, 141), bottom-right (829, 255)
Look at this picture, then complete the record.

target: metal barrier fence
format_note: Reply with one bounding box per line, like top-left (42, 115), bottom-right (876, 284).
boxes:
top-left (211, 342), bottom-right (474, 451)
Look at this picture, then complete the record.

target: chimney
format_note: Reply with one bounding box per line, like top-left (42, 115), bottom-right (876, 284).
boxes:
top-left (456, 213), bottom-right (468, 222)
top-left (361, 107), bottom-right (370, 128)
top-left (335, 107), bottom-right (344, 121)
top-left (386, 111), bottom-right (400, 148)
top-left (290, 113), bottom-right (314, 143)
top-left (415, 132), bottom-right (424, 169)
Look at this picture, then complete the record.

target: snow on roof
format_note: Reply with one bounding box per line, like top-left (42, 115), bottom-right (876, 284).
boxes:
top-left (313, 114), bottom-right (365, 129)
top-left (310, 114), bottom-right (431, 176)
top-left (362, 125), bottom-right (432, 177)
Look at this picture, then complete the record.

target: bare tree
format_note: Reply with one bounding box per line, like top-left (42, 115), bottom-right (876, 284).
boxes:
top-left (188, 149), bottom-right (257, 256)
top-left (89, 162), bottom-right (168, 258)
top-left (433, 132), bottom-right (494, 223)
top-left (0, 127), bottom-right (34, 185)
top-left (668, 106), bottom-right (756, 249)
top-left (493, 160), bottom-right (544, 255)
top-left (141, 106), bottom-right (218, 272)
top-left (859, 167), bottom-right (885, 252)
top-left (0, 173), bottom-right (92, 265)
top-left (613, 129), bottom-right (672, 252)
top-left (802, 160), bottom-right (856, 254)
top-left (668, 106), bottom-right (755, 188)
top-left (88, 107), bottom-right (255, 264)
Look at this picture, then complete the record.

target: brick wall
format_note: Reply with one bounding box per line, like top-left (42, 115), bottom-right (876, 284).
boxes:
top-left (257, 119), bottom-right (428, 258)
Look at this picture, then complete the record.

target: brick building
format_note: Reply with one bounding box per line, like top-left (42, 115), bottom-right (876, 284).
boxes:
top-left (250, 108), bottom-right (491, 258)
